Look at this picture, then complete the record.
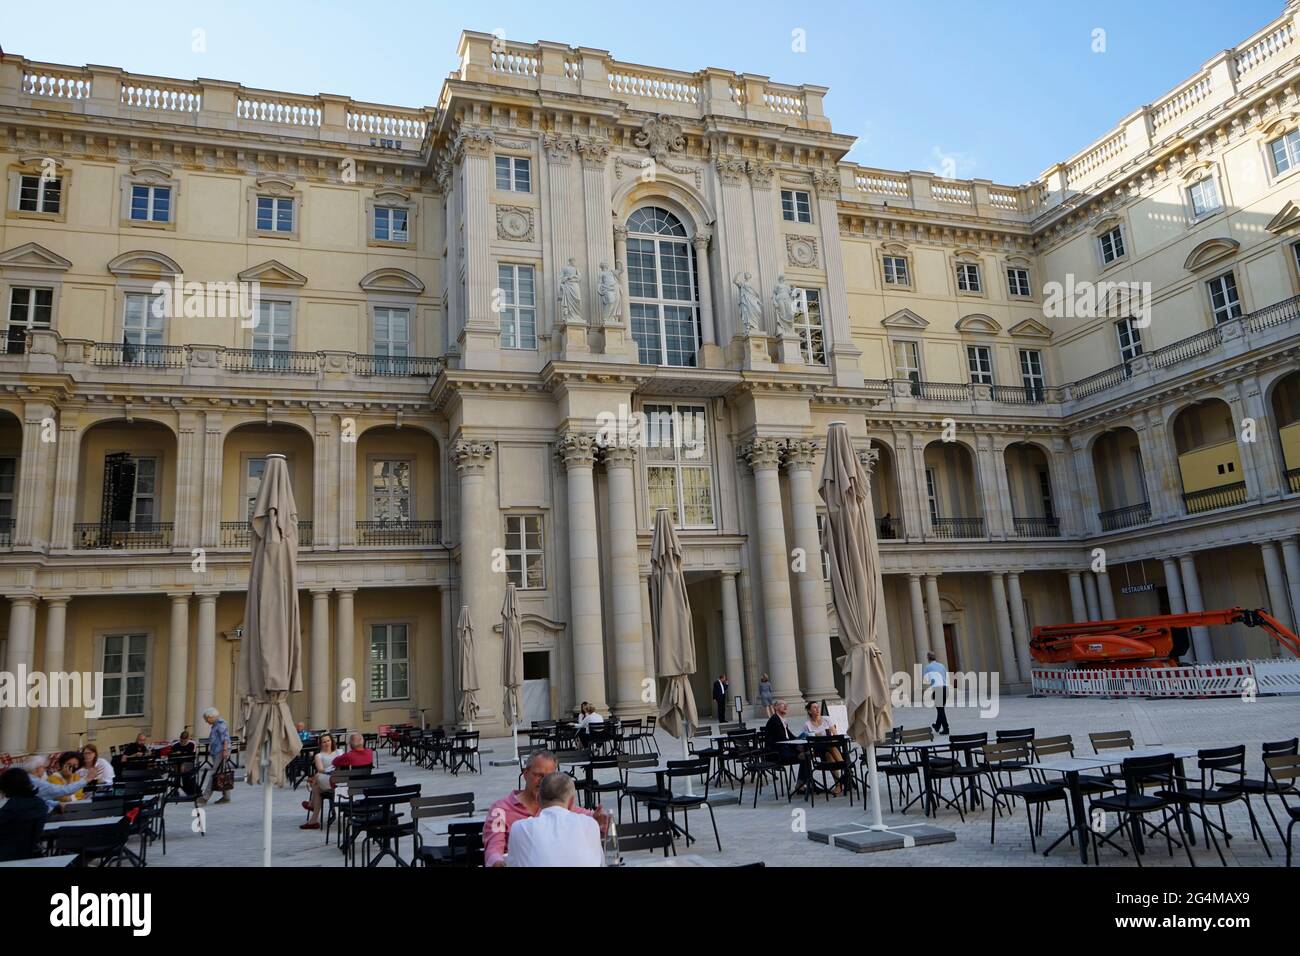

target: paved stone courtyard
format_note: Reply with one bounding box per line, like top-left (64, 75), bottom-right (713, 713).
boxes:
top-left (149, 693), bottom-right (1300, 867)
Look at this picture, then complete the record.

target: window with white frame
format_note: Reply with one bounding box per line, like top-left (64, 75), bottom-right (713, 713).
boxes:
top-left (643, 402), bottom-right (714, 527)
top-left (373, 205), bottom-right (409, 242)
top-left (369, 623), bottom-right (410, 701)
top-left (504, 513), bottom-right (545, 589)
top-left (245, 457), bottom-right (266, 519)
top-left (1270, 129), bottom-right (1300, 175)
top-left (373, 307), bottom-right (410, 360)
top-left (1038, 469), bottom-right (1056, 521)
top-left (7, 287), bottom-right (52, 354)
top-left (494, 155), bottom-right (531, 192)
top-left (497, 264), bottom-right (537, 350)
top-left (1018, 348), bottom-right (1045, 399)
top-left (18, 174), bottom-right (61, 214)
top-left (882, 255), bottom-right (910, 286)
top-left (129, 457), bottom-right (158, 526)
top-left (122, 292), bottom-right (164, 363)
top-left (371, 459), bottom-right (412, 525)
top-left (1188, 177), bottom-right (1221, 217)
top-left (893, 340), bottom-right (921, 390)
top-left (815, 512), bottom-right (831, 581)
top-left (627, 207), bottom-right (699, 368)
top-left (1098, 225), bottom-right (1126, 264)
top-left (1206, 271), bottom-right (1242, 324)
top-left (1006, 266), bottom-right (1032, 297)
top-left (924, 467), bottom-right (941, 523)
top-left (781, 189), bottom-right (812, 223)
top-left (100, 633), bottom-right (148, 718)
top-left (252, 300), bottom-right (292, 367)
top-left (1115, 317), bottom-right (1143, 362)
top-left (255, 195), bottom-right (294, 232)
top-left (129, 184), bottom-right (171, 223)
top-left (956, 261), bottom-right (982, 293)
top-left (795, 288), bottom-right (827, 365)
top-left (966, 344), bottom-right (994, 385)
top-left (0, 457), bottom-right (15, 528)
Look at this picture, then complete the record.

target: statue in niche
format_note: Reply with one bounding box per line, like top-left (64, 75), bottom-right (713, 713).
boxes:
top-left (772, 274), bottom-right (801, 336)
top-left (596, 260), bottom-right (624, 325)
top-left (558, 258), bottom-right (583, 324)
top-left (734, 272), bottom-right (762, 336)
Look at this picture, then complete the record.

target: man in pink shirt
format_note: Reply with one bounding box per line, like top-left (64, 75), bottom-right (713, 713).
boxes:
top-left (484, 749), bottom-right (608, 867)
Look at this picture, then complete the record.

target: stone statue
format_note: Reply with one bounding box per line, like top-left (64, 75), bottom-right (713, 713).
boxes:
top-left (558, 258), bottom-right (583, 324)
top-left (596, 260), bottom-right (624, 325)
top-left (772, 274), bottom-right (801, 336)
top-left (734, 272), bottom-right (762, 335)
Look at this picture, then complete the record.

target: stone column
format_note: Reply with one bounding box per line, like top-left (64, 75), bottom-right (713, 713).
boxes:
top-left (745, 438), bottom-right (802, 703)
top-left (336, 589), bottom-right (356, 729)
top-left (1137, 410), bottom-right (1182, 521)
top-left (1178, 555), bottom-right (1213, 662)
top-left (923, 574), bottom-right (946, 666)
top-left (736, 568), bottom-right (760, 696)
top-left (15, 401), bottom-right (56, 549)
top-left (1067, 571), bottom-right (1088, 622)
top-left (1083, 573), bottom-right (1101, 621)
top-left (1006, 572), bottom-right (1034, 680)
top-left (194, 592), bottom-right (218, 736)
top-left (0, 595), bottom-right (37, 752)
top-left (720, 571), bottom-right (746, 707)
top-left (784, 439), bottom-right (836, 699)
top-left (50, 417), bottom-right (80, 550)
top-left (165, 593), bottom-right (191, 738)
top-left (1280, 538), bottom-right (1300, 634)
top-left (907, 573), bottom-right (929, 662)
top-left (812, 166), bottom-right (864, 384)
top-left (1161, 558), bottom-right (1188, 615)
top-left (310, 589), bottom-right (332, 727)
top-left (454, 439), bottom-right (497, 720)
top-left (1069, 435), bottom-right (1102, 535)
top-left (691, 231), bottom-right (717, 347)
top-left (1260, 542), bottom-right (1291, 647)
top-left (36, 597), bottom-right (69, 751)
top-left (603, 445), bottom-right (648, 716)
top-left (989, 573), bottom-right (1020, 683)
top-left (559, 433), bottom-right (607, 711)
top-left (175, 413), bottom-right (202, 548)
top-left (313, 413), bottom-right (337, 548)
top-left (1096, 570), bottom-right (1118, 620)
top-left (200, 412), bottom-right (223, 548)
top-left (1242, 377), bottom-right (1284, 499)
top-left (337, 417), bottom-right (356, 547)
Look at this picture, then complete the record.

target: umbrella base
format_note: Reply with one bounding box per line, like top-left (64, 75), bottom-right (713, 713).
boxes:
top-left (808, 821), bottom-right (955, 853)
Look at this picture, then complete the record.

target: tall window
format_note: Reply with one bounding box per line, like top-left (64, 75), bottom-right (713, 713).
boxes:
top-left (955, 261), bottom-right (982, 293)
top-left (815, 513), bottom-right (831, 581)
top-left (245, 457), bottom-right (266, 519)
top-left (371, 460), bottom-right (411, 525)
top-left (504, 514), bottom-right (545, 589)
top-left (1115, 317), bottom-right (1143, 362)
top-left (101, 633), bottom-right (147, 718)
top-left (18, 174), bottom-right (60, 214)
top-left (966, 345), bottom-right (994, 385)
top-left (498, 264), bottom-right (537, 349)
top-left (1188, 177), bottom-right (1221, 217)
top-left (1206, 272), bottom-right (1242, 323)
top-left (129, 457), bottom-right (158, 526)
top-left (0, 457), bottom-right (15, 528)
top-left (1018, 348), bottom-right (1045, 400)
top-left (1006, 267), bottom-right (1031, 297)
top-left (1098, 225), bottom-right (1126, 264)
top-left (882, 255), bottom-right (910, 286)
top-left (780, 189), bottom-right (812, 223)
top-left (130, 184), bottom-right (171, 222)
top-left (924, 467), bottom-right (941, 524)
top-left (256, 195), bottom-right (294, 232)
top-left (644, 402), bottom-right (714, 527)
top-left (123, 292), bottom-right (164, 364)
top-left (893, 340), bottom-right (921, 393)
top-left (7, 287), bottom-right (52, 354)
top-left (374, 206), bottom-right (409, 241)
top-left (1270, 129), bottom-right (1300, 175)
top-left (795, 288), bottom-right (827, 365)
top-left (494, 156), bottom-right (531, 192)
top-left (627, 207), bottom-right (699, 367)
top-left (1037, 469), bottom-right (1056, 521)
top-left (252, 300), bottom-right (292, 368)
top-left (373, 307), bottom-right (410, 362)
top-left (369, 623), bottom-right (409, 701)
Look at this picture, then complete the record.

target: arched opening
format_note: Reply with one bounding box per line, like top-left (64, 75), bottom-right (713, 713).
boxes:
top-left (221, 422), bottom-right (314, 547)
top-left (1091, 428), bottom-right (1150, 530)
top-left (75, 419), bottom-right (177, 549)
top-left (0, 411), bottom-right (22, 546)
top-left (1004, 442), bottom-right (1060, 537)
top-left (354, 425), bottom-right (442, 546)
top-left (922, 441), bottom-right (983, 538)
top-left (1270, 369), bottom-right (1300, 493)
top-left (869, 441), bottom-right (903, 539)
top-left (626, 206), bottom-right (700, 368)
top-left (1171, 398), bottom-right (1246, 513)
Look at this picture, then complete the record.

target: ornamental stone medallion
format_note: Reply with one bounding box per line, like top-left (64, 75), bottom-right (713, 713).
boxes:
top-left (786, 235), bottom-right (819, 268)
top-left (496, 205), bottom-right (535, 242)
top-left (634, 113), bottom-right (686, 159)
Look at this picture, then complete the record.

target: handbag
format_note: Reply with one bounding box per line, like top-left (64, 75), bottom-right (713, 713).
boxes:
top-left (212, 760), bottom-right (235, 792)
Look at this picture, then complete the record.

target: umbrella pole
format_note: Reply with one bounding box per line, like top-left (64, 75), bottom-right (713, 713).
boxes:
top-left (682, 720), bottom-right (693, 797)
top-left (262, 739), bottom-right (273, 867)
top-left (865, 745), bottom-right (886, 830)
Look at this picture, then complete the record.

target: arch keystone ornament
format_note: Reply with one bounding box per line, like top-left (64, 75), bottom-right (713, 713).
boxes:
top-left (634, 114), bottom-right (686, 160)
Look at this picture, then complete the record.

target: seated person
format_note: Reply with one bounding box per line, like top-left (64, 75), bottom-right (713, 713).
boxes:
top-left (802, 701), bottom-right (845, 795)
top-left (331, 732), bottom-right (374, 770)
top-left (0, 768), bottom-right (49, 862)
top-left (300, 733), bottom-right (341, 830)
top-left (576, 704), bottom-right (604, 747)
top-left (47, 752), bottom-right (89, 804)
top-left (121, 733), bottom-right (151, 759)
top-left (764, 699), bottom-right (813, 793)
top-left (483, 750), bottom-right (607, 867)
top-left (508, 772), bottom-right (602, 867)
top-left (295, 721), bottom-right (311, 743)
top-left (169, 731), bottom-right (198, 795)
top-left (80, 744), bottom-right (114, 792)
top-left (27, 755), bottom-right (93, 809)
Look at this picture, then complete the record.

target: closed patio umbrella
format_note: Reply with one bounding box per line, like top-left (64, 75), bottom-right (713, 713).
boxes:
top-left (456, 605), bottom-right (480, 729)
top-left (502, 583), bottom-right (524, 760)
top-left (650, 507), bottom-right (698, 762)
top-left (819, 422), bottom-right (893, 830)
top-left (236, 453), bottom-right (303, 867)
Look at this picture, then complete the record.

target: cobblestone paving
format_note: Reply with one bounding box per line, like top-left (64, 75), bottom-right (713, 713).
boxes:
top-left (150, 693), bottom-right (1300, 867)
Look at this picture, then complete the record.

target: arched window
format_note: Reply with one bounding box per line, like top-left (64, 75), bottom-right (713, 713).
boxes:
top-left (626, 206), bottom-right (699, 367)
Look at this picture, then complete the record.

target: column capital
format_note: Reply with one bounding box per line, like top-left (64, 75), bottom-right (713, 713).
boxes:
top-left (453, 123), bottom-right (495, 159)
top-left (690, 228), bottom-right (713, 249)
top-left (557, 432), bottom-right (599, 470)
top-left (906, 571), bottom-right (923, 582)
top-left (740, 437), bottom-right (785, 472)
top-left (721, 569), bottom-right (738, 582)
top-left (783, 438), bottom-right (821, 472)
top-left (166, 591), bottom-right (194, 603)
top-left (576, 136), bottom-right (611, 168)
top-left (44, 595), bottom-right (71, 608)
top-left (310, 587), bottom-right (333, 597)
top-left (601, 443), bottom-right (637, 470)
top-left (196, 591), bottom-right (220, 604)
top-left (612, 223), bottom-right (628, 240)
top-left (335, 587), bottom-right (358, 598)
top-left (453, 439), bottom-right (495, 475)
top-left (542, 131), bottom-right (577, 163)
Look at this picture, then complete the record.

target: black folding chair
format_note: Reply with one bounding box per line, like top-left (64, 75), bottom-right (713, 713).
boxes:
top-left (644, 758), bottom-right (722, 852)
top-left (1089, 753), bottom-right (1193, 866)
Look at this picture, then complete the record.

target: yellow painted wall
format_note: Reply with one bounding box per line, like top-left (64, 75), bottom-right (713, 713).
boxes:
top-left (1177, 439), bottom-right (1243, 493)
top-left (75, 421), bottom-right (176, 525)
top-left (221, 425), bottom-right (315, 522)
top-left (353, 427), bottom-right (440, 523)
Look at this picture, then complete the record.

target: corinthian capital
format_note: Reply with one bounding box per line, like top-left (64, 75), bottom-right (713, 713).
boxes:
top-left (783, 438), bottom-right (822, 472)
top-left (741, 437), bottom-right (785, 471)
top-left (452, 125), bottom-right (494, 159)
top-left (453, 439), bottom-right (495, 475)
top-left (557, 432), bottom-right (599, 470)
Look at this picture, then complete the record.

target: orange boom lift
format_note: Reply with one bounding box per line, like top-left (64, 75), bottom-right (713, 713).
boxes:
top-left (1030, 607), bottom-right (1300, 669)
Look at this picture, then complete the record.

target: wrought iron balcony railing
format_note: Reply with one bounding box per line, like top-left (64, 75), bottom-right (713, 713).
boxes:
top-left (928, 516), bottom-right (985, 538)
top-left (1098, 501), bottom-right (1151, 531)
top-left (1013, 515), bottom-right (1061, 537)
top-left (74, 521), bottom-right (174, 549)
top-left (355, 520), bottom-right (442, 546)
top-left (1183, 481), bottom-right (1248, 515)
top-left (220, 520), bottom-right (314, 548)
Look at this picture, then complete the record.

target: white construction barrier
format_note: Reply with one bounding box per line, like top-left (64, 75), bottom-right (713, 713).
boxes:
top-left (1029, 661), bottom-right (1294, 697)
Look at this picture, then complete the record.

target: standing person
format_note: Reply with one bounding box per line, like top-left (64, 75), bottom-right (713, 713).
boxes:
top-left (923, 652), bottom-right (950, 735)
top-left (198, 707), bottom-right (232, 806)
top-left (758, 674), bottom-right (775, 718)
top-left (0, 768), bottom-right (48, 861)
top-left (712, 674), bottom-right (729, 723)
top-left (507, 772), bottom-right (603, 867)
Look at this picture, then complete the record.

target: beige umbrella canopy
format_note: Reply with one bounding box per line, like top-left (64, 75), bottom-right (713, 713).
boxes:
top-left (501, 584), bottom-right (524, 728)
top-left (650, 507), bottom-right (698, 739)
top-left (456, 605), bottom-right (480, 726)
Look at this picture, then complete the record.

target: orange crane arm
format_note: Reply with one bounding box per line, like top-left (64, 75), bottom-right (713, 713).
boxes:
top-left (1032, 606), bottom-right (1300, 660)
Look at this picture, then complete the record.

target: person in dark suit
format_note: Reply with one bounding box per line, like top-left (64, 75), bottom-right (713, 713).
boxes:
top-left (0, 768), bottom-right (49, 862)
top-left (712, 675), bottom-right (729, 723)
top-left (763, 700), bottom-right (812, 793)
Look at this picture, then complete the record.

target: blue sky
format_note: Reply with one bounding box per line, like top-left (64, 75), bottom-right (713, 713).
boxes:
top-left (2, 0), bottom-right (1284, 183)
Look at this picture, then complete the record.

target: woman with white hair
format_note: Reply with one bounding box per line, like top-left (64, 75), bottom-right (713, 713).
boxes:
top-left (198, 707), bottom-right (232, 806)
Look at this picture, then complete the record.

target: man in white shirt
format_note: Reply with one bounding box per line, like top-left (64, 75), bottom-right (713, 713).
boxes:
top-left (508, 772), bottom-right (603, 867)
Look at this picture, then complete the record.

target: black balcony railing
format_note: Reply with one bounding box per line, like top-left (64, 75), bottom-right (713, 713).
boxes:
top-left (1183, 481), bottom-right (1248, 515)
top-left (913, 381), bottom-right (973, 402)
top-left (877, 516), bottom-right (902, 540)
top-left (1013, 515), bottom-right (1061, 537)
top-left (355, 520), bottom-right (441, 546)
top-left (0, 517), bottom-right (13, 547)
top-left (354, 354), bottom-right (443, 377)
top-left (1287, 467), bottom-right (1300, 494)
top-left (220, 520), bottom-right (314, 548)
top-left (929, 516), bottom-right (985, 538)
top-left (74, 521), bottom-right (174, 549)
top-left (92, 342), bottom-right (187, 368)
top-left (223, 348), bottom-right (320, 374)
top-left (1098, 501), bottom-right (1151, 531)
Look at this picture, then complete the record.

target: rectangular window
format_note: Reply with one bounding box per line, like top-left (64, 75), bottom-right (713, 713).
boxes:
top-left (0, 457), bottom-right (15, 526)
top-left (130, 457), bottom-right (157, 526)
top-left (245, 457), bottom-right (266, 519)
top-left (1018, 348), bottom-right (1045, 400)
top-left (252, 300), bottom-right (292, 367)
top-left (504, 513), bottom-right (545, 589)
top-left (494, 156), bottom-right (531, 193)
top-left (498, 264), bottom-right (537, 349)
top-left (255, 195), bottom-right (294, 232)
top-left (882, 255), bottom-right (910, 286)
top-left (1098, 225), bottom-right (1126, 264)
top-left (1270, 129), bottom-right (1300, 175)
top-left (956, 261), bottom-right (982, 293)
top-left (18, 174), bottom-right (61, 214)
top-left (795, 288), bottom-right (827, 366)
top-left (123, 293), bottom-right (164, 363)
top-left (369, 623), bottom-right (410, 701)
top-left (966, 345), bottom-right (994, 385)
top-left (129, 184), bottom-right (171, 222)
top-left (1006, 267), bottom-right (1031, 297)
top-left (924, 467), bottom-right (941, 524)
top-left (1188, 177), bottom-right (1221, 217)
top-left (1115, 317), bottom-right (1143, 362)
top-left (643, 403), bottom-right (714, 528)
top-left (1037, 469), bottom-right (1055, 521)
top-left (1206, 272), bottom-right (1242, 323)
top-left (815, 513), bottom-right (831, 582)
top-left (373, 307), bottom-right (410, 365)
top-left (780, 189), bottom-right (812, 223)
top-left (374, 206), bottom-right (409, 242)
top-left (101, 633), bottom-right (148, 718)
top-left (371, 459), bottom-right (412, 525)
top-left (7, 287), bottom-right (53, 354)
top-left (893, 340), bottom-right (921, 391)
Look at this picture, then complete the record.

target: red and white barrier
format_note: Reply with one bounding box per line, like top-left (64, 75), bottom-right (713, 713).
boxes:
top-left (1031, 662), bottom-right (1266, 698)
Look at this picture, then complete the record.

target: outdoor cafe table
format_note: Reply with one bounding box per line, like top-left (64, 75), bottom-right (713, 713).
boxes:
top-left (0, 853), bottom-right (78, 867)
top-left (40, 815), bottom-right (127, 835)
top-left (628, 764), bottom-right (695, 846)
top-left (877, 740), bottom-right (959, 817)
